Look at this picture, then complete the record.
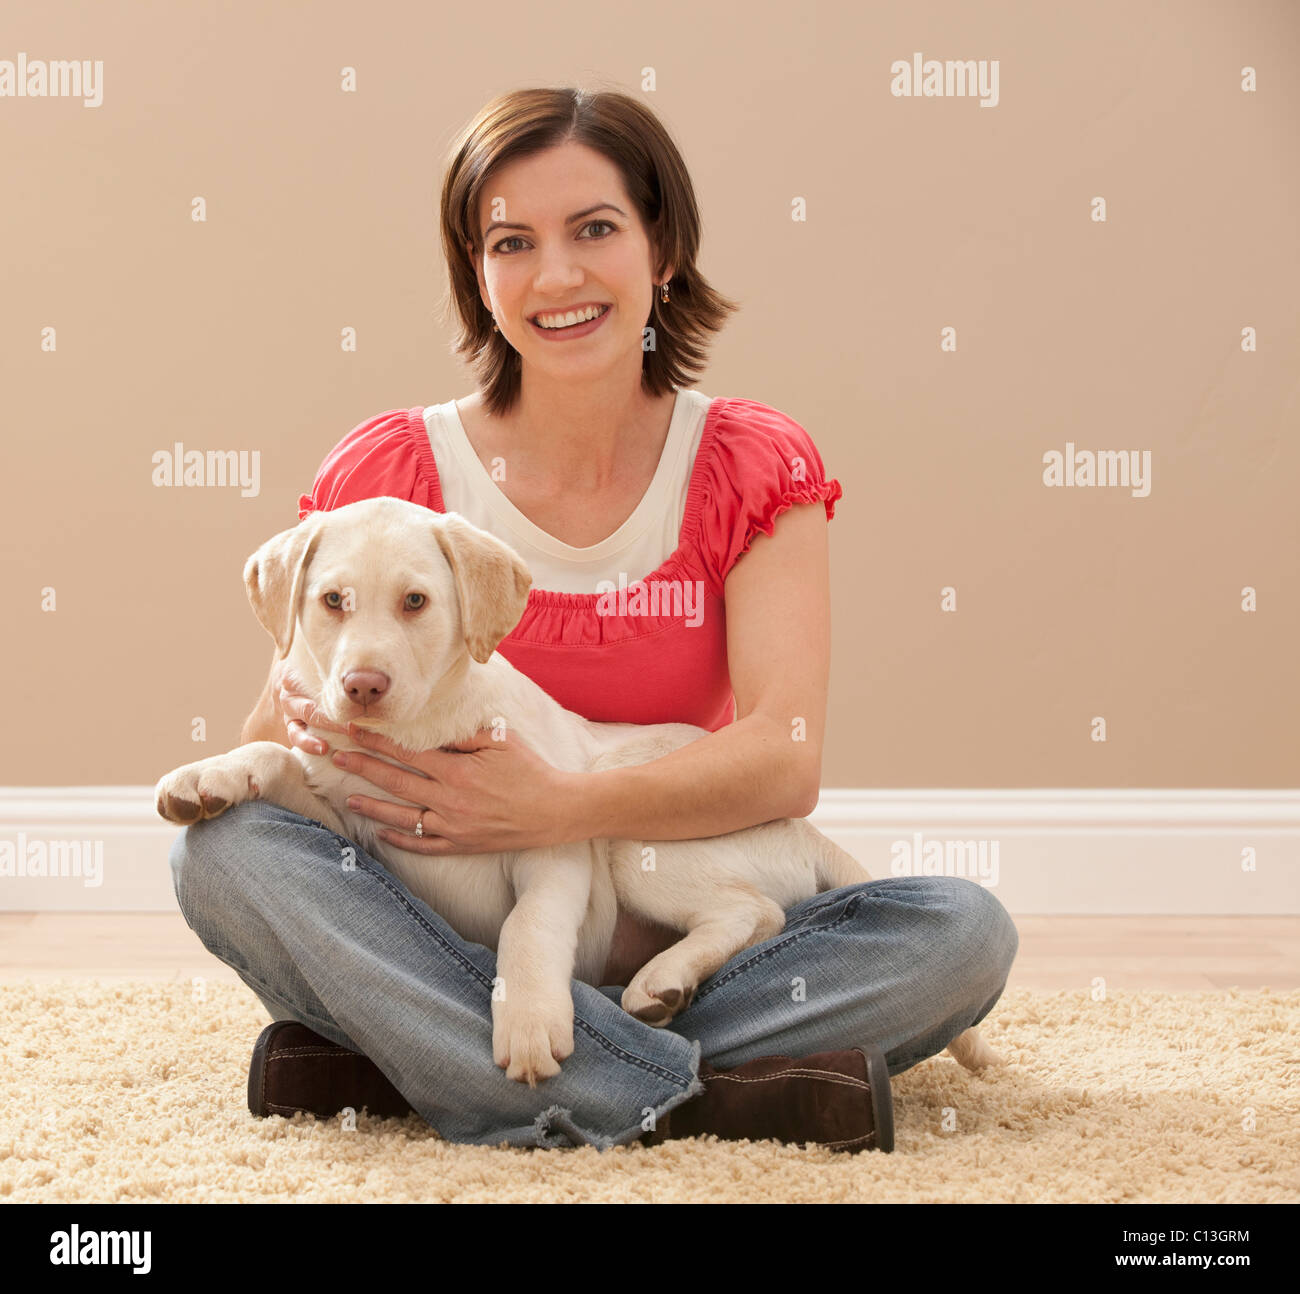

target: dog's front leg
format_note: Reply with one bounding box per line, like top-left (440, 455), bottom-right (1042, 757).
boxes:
top-left (492, 847), bottom-right (592, 1087)
top-left (155, 741), bottom-right (345, 835)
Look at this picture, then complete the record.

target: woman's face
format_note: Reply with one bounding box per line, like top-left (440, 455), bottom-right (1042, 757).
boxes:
top-left (470, 140), bottom-right (672, 380)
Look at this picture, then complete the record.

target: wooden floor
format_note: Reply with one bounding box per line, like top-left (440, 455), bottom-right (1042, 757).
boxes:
top-left (0, 913), bottom-right (1296, 989)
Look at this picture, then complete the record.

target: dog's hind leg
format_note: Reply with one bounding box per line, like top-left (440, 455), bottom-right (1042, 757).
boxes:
top-left (620, 886), bottom-right (786, 1026)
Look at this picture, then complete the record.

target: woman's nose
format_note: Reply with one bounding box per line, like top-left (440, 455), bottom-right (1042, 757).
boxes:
top-left (532, 250), bottom-right (585, 290)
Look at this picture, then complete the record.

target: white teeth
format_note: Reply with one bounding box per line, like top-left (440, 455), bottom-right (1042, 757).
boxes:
top-left (534, 305), bottom-right (607, 329)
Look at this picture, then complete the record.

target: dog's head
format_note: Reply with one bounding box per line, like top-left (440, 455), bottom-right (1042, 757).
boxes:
top-left (243, 498), bottom-right (532, 723)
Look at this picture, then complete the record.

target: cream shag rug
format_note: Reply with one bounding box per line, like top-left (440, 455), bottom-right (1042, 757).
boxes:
top-left (1, 981), bottom-right (1296, 1204)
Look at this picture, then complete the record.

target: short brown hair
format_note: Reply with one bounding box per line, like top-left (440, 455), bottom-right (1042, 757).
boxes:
top-left (439, 86), bottom-right (740, 418)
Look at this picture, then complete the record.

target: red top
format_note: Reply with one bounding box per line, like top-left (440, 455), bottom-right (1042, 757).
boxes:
top-left (298, 397), bottom-right (842, 730)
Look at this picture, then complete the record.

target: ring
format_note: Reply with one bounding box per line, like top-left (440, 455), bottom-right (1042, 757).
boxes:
top-left (414, 812), bottom-right (424, 838)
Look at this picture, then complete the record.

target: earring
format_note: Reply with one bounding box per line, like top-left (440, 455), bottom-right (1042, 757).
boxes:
top-left (491, 314), bottom-right (499, 333)
top-left (659, 281), bottom-right (670, 304)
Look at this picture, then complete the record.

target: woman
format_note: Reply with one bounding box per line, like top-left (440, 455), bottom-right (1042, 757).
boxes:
top-left (168, 86), bottom-right (1018, 1153)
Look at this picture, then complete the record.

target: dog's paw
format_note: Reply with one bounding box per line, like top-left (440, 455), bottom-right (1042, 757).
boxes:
top-left (621, 969), bottom-right (697, 1027)
top-left (492, 999), bottom-right (574, 1087)
top-left (155, 757), bottom-right (260, 824)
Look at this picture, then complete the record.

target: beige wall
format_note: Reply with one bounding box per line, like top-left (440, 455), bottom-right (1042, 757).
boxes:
top-left (3, 0), bottom-right (1296, 789)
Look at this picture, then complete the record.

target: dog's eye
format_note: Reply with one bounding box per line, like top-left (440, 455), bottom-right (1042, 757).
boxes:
top-left (404, 593), bottom-right (426, 611)
top-left (323, 592), bottom-right (343, 609)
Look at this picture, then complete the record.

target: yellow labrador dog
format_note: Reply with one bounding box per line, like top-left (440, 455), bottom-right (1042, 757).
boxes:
top-left (156, 497), bottom-right (998, 1085)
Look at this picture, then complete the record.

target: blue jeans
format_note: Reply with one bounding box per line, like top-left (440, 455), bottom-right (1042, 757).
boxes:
top-left (168, 800), bottom-right (1018, 1150)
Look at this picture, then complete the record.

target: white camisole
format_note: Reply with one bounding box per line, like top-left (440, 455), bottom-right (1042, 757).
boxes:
top-left (421, 387), bottom-right (713, 595)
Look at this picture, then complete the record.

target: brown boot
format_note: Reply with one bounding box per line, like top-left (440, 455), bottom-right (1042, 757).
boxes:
top-left (248, 1021), bottom-right (415, 1119)
top-left (644, 1044), bottom-right (894, 1153)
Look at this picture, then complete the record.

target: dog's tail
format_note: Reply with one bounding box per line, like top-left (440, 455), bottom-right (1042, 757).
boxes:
top-left (946, 1027), bottom-right (1004, 1070)
top-left (802, 820), bottom-right (872, 892)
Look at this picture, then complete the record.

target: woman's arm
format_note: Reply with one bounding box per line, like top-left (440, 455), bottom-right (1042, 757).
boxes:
top-left (336, 500), bottom-right (832, 854)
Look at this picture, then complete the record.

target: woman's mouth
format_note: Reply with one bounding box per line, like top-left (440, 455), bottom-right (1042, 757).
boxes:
top-left (529, 303), bottom-right (611, 340)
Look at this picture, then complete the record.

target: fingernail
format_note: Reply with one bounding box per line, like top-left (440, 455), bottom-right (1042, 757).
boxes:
top-left (346, 796), bottom-right (359, 810)
top-left (332, 752), bottom-right (347, 767)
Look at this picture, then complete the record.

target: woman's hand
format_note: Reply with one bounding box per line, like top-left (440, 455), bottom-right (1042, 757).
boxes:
top-left (272, 660), bottom-right (348, 756)
top-left (334, 723), bottom-right (578, 855)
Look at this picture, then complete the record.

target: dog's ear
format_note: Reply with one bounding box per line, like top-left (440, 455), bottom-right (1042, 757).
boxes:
top-left (243, 515), bottom-right (323, 657)
top-left (433, 513), bottom-right (532, 663)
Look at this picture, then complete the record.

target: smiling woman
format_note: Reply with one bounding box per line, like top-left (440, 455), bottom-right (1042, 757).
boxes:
top-left (438, 87), bottom-right (739, 418)
top-left (166, 84), bottom-right (1019, 1158)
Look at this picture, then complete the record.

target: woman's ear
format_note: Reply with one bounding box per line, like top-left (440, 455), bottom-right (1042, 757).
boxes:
top-left (243, 515), bottom-right (323, 657)
top-left (433, 513), bottom-right (533, 663)
top-left (652, 238), bottom-right (676, 286)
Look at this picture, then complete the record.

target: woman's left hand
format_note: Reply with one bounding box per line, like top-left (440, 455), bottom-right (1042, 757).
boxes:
top-left (334, 723), bottom-right (576, 855)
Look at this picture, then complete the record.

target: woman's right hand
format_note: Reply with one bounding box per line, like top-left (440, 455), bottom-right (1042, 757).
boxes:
top-left (271, 660), bottom-right (348, 756)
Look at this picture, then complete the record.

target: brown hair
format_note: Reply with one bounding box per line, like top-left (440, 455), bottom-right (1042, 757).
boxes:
top-left (438, 86), bottom-right (740, 418)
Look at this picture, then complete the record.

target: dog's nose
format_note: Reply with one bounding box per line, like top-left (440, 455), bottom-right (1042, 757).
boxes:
top-left (342, 670), bottom-right (390, 706)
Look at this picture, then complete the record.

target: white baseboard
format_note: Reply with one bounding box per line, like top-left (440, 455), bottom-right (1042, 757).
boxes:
top-left (1, 787), bottom-right (1297, 914)
top-left (811, 789), bottom-right (1300, 914)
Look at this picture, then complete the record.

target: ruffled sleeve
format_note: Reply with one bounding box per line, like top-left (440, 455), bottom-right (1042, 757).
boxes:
top-left (693, 398), bottom-right (843, 593)
top-left (297, 408), bottom-right (437, 521)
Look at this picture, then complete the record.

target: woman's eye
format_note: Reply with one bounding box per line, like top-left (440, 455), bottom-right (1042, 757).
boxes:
top-left (323, 592), bottom-right (342, 609)
top-left (491, 221), bottom-right (615, 255)
top-left (404, 593), bottom-right (426, 611)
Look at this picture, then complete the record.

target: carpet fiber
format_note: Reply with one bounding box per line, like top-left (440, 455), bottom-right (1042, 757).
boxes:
top-left (1, 980), bottom-right (1296, 1203)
